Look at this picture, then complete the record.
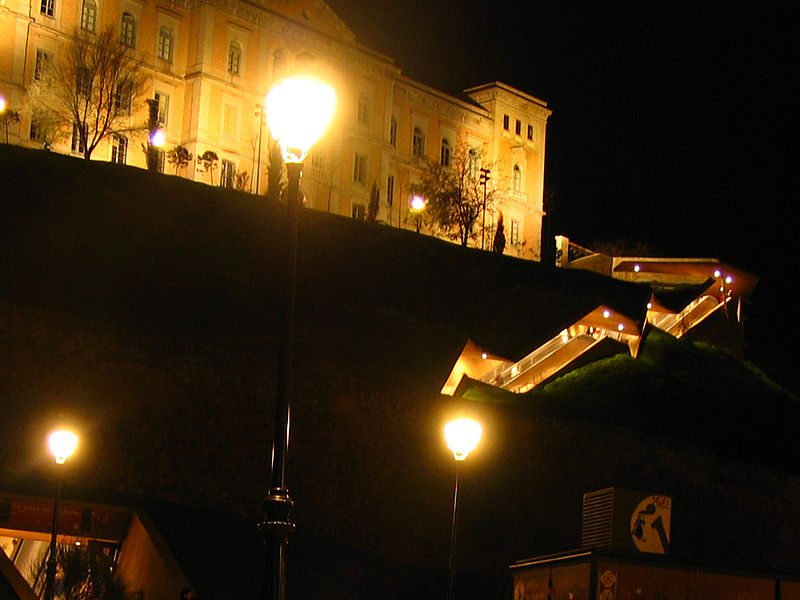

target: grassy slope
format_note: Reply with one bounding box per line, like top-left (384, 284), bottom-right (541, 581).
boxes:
top-left (3, 145), bottom-right (800, 595)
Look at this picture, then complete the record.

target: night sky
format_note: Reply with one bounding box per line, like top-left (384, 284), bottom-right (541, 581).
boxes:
top-left (326, 1), bottom-right (796, 384)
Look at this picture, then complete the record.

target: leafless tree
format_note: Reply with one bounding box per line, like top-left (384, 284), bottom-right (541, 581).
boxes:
top-left (28, 27), bottom-right (147, 159)
top-left (409, 137), bottom-right (497, 246)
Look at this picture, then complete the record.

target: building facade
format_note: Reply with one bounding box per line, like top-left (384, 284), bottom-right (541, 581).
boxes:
top-left (0, 0), bottom-right (551, 257)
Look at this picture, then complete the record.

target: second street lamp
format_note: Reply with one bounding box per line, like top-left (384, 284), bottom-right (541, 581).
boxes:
top-left (45, 429), bottom-right (79, 600)
top-left (261, 74), bottom-right (335, 600)
top-left (444, 418), bottom-right (482, 600)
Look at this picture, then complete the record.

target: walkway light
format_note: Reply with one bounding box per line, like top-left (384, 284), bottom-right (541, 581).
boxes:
top-left (444, 417), bottom-right (482, 600)
top-left (44, 429), bottom-right (78, 600)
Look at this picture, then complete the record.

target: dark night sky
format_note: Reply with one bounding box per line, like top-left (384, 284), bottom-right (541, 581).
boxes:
top-left (325, 1), bottom-right (797, 383)
top-left (326, 1), bottom-right (794, 268)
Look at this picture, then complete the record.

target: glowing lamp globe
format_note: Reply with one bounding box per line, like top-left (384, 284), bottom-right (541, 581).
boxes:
top-left (48, 430), bottom-right (78, 464)
top-left (150, 130), bottom-right (165, 147)
top-left (265, 76), bottom-right (336, 163)
top-left (410, 195), bottom-right (426, 211)
top-left (445, 418), bottom-right (482, 461)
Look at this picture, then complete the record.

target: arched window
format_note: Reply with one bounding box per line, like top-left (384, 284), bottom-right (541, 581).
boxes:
top-left (80, 0), bottom-right (96, 31)
top-left (157, 27), bottom-right (173, 62)
top-left (440, 138), bottom-right (451, 166)
top-left (228, 42), bottom-right (241, 75)
top-left (120, 13), bottom-right (136, 48)
top-left (272, 50), bottom-right (287, 80)
top-left (513, 164), bottom-right (522, 191)
top-left (412, 127), bottom-right (425, 158)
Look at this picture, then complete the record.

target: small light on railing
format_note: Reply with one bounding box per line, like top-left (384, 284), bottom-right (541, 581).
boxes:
top-left (603, 310), bottom-right (611, 319)
top-left (633, 264), bottom-right (641, 272)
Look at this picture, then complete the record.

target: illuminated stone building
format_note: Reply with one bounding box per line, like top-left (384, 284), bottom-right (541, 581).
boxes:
top-left (0, 0), bottom-right (551, 258)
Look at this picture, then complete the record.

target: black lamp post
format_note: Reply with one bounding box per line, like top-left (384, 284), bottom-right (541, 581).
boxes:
top-left (479, 168), bottom-right (490, 250)
top-left (260, 75), bottom-right (335, 600)
top-left (44, 430), bottom-right (78, 600)
top-left (444, 418), bottom-right (482, 600)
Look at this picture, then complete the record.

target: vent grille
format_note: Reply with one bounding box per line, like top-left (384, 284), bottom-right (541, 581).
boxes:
top-left (581, 488), bottom-right (614, 548)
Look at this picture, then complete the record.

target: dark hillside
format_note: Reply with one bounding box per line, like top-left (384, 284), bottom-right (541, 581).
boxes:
top-left (2, 145), bottom-right (799, 598)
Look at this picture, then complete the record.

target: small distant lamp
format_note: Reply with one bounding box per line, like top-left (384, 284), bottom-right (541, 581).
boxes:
top-left (44, 430), bottom-right (78, 600)
top-left (410, 195), bottom-right (426, 233)
top-left (444, 418), bottom-right (482, 600)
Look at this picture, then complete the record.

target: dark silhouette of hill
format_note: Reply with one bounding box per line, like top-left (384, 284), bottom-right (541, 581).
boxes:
top-left (2, 145), bottom-right (799, 599)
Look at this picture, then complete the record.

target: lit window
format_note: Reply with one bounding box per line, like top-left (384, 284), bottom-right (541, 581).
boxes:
top-left (357, 94), bottom-right (369, 125)
top-left (389, 117), bottom-right (397, 147)
top-left (513, 164), bottom-right (521, 191)
top-left (111, 134), bottom-right (127, 164)
top-left (80, 0), bottom-right (96, 31)
top-left (221, 160), bottom-right (236, 188)
top-left (227, 42), bottom-right (241, 75)
top-left (502, 114), bottom-right (509, 130)
top-left (352, 203), bottom-right (365, 220)
top-left (412, 127), bottom-right (425, 158)
top-left (157, 27), bottom-right (173, 62)
top-left (34, 50), bottom-right (49, 80)
top-left (353, 153), bottom-right (367, 184)
top-left (40, 0), bottom-right (54, 17)
top-left (120, 13), bottom-right (136, 48)
top-left (440, 138), bottom-right (451, 166)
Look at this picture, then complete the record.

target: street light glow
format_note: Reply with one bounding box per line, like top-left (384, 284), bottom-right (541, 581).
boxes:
top-left (48, 430), bottom-right (78, 464)
top-left (266, 76), bottom-right (336, 163)
top-left (445, 418), bottom-right (482, 461)
top-left (410, 195), bottom-right (426, 211)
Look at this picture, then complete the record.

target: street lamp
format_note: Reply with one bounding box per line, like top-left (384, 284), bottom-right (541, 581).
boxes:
top-left (45, 429), bottom-right (78, 600)
top-left (444, 418), bottom-right (482, 600)
top-left (410, 194), bottom-right (426, 233)
top-left (261, 74), bottom-right (335, 600)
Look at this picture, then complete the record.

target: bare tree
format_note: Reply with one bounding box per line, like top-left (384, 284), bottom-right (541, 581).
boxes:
top-left (409, 137), bottom-right (496, 246)
top-left (28, 27), bottom-right (147, 160)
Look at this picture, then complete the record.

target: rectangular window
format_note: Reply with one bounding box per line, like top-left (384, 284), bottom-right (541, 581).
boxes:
top-left (389, 117), bottom-right (397, 148)
top-left (40, 0), bottom-right (54, 16)
top-left (80, 0), bottom-right (96, 32)
top-left (120, 13), bottom-right (136, 48)
top-left (515, 119), bottom-right (522, 136)
top-left (357, 95), bottom-right (369, 125)
top-left (412, 127), bottom-right (425, 158)
top-left (71, 123), bottom-right (86, 155)
top-left (34, 50), bottom-right (49, 80)
top-left (30, 119), bottom-right (41, 141)
top-left (154, 92), bottom-right (169, 126)
top-left (503, 114), bottom-right (509, 130)
top-left (386, 175), bottom-right (394, 206)
top-left (511, 219), bottom-right (520, 245)
top-left (114, 81), bottom-right (132, 114)
top-left (352, 203), bottom-right (365, 220)
top-left (76, 67), bottom-right (91, 97)
top-left (156, 148), bottom-right (165, 173)
top-left (353, 153), bottom-right (367, 184)
top-left (157, 27), bottom-right (173, 62)
top-left (111, 134), bottom-right (127, 164)
top-left (527, 124), bottom-right (534, 141)
top-left (221, 160), bottom-right (236, 188)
